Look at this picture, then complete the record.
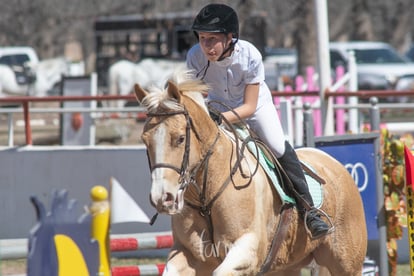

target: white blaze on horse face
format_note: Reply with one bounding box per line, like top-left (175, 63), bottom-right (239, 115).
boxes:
top-left (150, 123), bottom-right (182, 214)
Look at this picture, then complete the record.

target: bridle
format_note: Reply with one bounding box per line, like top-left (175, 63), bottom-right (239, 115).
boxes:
top-left (145, 108), bottom-right (221, 216)
top-left (146, 109), bottom-right (192, 191)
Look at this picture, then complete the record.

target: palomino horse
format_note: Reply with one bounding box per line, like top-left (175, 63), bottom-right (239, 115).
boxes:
top-left (134, 70), bottom-right (367, 275)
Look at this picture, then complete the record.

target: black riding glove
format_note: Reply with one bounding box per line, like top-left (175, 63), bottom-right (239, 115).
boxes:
top-left (209, 110), bottom-right (222, 125)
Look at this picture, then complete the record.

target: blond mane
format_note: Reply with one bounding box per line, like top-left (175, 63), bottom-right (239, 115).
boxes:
top-left (141, 69), bottom-right (209, 113)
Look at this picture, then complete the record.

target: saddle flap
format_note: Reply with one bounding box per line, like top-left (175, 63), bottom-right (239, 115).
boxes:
top-left (233, 126), bottom-right (325, 207)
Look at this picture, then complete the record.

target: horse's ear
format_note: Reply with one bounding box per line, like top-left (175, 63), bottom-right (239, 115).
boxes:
top-left (167, 80), bottom-right (181, 101)
top-left (134, 84), bottom-right (148, 102)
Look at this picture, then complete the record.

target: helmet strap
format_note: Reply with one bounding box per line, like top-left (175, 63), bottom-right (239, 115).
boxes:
top-left (197, 36), bottom-right (238, 79)
top-left (217, 37), bottom-right (238, 61)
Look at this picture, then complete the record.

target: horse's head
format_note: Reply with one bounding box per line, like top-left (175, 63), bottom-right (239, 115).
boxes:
top-left (134, 71), bottom-right (217, 215)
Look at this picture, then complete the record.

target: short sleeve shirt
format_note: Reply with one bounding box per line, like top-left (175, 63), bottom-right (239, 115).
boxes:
top-left (186, 40), bottom-right (273, 112)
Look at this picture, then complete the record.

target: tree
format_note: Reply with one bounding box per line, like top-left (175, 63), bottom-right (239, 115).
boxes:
top-left (293, 0), bottom-right (317, 76)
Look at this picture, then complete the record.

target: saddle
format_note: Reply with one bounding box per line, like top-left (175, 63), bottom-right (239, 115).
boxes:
top-left (233, 125), bottom-right (325, 207)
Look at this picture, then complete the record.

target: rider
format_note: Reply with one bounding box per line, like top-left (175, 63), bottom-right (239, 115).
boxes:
top-left (186, 3), bottom-right (330, 239)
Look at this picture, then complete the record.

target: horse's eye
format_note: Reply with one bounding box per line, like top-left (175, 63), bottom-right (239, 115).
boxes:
top-left (176, 135), bottom-right (185, 146)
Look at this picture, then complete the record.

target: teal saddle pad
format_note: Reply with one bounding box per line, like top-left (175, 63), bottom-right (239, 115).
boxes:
top-left (235, 127), bottom-right (323, 208)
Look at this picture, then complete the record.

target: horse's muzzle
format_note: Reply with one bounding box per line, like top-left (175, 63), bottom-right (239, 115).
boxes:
top-left (151, 189), bottom-right (185, 215)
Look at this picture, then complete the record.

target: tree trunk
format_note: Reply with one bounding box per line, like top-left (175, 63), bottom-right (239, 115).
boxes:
top-left (294, 0), bottom-right (317, 76)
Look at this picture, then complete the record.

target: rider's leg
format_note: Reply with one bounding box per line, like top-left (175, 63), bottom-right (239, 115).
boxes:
top-left (277, 141), bottom-right (330, 239)
top-left (246, 103), bottom-right (329, 239)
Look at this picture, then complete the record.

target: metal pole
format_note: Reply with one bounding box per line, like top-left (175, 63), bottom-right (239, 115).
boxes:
top-left (7, 113), bottom-right (14, 147)
top-left (23, 101), bottom-right (32, 145)
top-left (279, 100), bottom-right (294, 146)
top-left (303, 102), bottom-right (315, 147)
top-left (294, 97), bottom-right (303, 147)
top-left (314, 0), bottom-right (333, 135)
top-left (348, 51), bottom-right (359, 133)
top-left (375, 144), bottom-right (389, 276)
top-left (89, 73), bottom-right (97, 146)
top-left (368, 96), bottom-right (389, 276)
top-left (369, 97), bottom-right (380, 131)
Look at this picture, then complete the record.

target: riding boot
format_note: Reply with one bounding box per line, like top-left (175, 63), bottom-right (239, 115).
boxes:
top-left (277, 141), bottom-right (330, 239)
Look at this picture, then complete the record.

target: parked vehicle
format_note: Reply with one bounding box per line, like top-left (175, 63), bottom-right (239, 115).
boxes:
top-left (389, 73), bottom-right (414, 103)
top-left (0, 47), bottom-right (39, 67)
top-left (0, 47), bottom-right (39, 85)
top-left (405, 44), bottom-right (414, 62)
top-left (263, 47), bottom-right (298, 90)
top-left (329, 41), bottom-right (414, 90)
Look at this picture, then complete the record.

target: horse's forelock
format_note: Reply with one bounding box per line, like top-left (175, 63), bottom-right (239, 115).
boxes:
top-left (172, 70), bottom-right (209, 113)
top-left (172, 70), bottom-right (209, 93)
top-left (142, 86), bottom-right (183, 113)
top-left (142, 69), bottom-right (209, 113)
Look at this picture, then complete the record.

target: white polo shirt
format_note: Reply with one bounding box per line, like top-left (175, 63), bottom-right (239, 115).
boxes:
top-left (187, 39), bottom-right (286, 156)
top-left (186, 39), bottom-right (273, 113)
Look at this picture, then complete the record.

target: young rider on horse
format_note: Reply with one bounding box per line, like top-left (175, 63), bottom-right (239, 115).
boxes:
top-left (186, 3), bottom-right (330, 239)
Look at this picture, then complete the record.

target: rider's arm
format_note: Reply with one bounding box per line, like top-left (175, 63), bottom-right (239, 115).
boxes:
top-left (222, 83), bottom-right (259, 124)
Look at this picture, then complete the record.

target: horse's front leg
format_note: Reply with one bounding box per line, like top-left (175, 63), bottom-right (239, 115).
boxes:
top-left (163, 246), bottom-right (218, 276)
top-left (163, 246), bottom-right (196, 276)
top-left (213, 233), bottom-right (260, 276)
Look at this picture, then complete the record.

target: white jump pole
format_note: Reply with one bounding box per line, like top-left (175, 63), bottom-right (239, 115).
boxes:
top-left (314, 0), bottom-right (333, 136)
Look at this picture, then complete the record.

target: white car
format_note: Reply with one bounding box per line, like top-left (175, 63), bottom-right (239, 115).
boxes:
top-left (0, 46), bottom-right (39, 67)
top-left (329, 41), bottom-right (414, 90)
top-left (405, 44), bottom-right (414, 61)
top-left (0, 46), bottom-right (39, 85)
top-left (263, 47), bottom-right (298, 90)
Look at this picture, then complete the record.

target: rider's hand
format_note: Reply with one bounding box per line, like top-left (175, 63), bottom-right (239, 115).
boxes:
top-left (209, 110), bottom-right (222, 125)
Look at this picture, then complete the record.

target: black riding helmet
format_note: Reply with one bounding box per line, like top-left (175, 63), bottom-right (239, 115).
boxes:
top-left (192, 4), bottom-right (239, 40)
top-left (192, 4), bottom-right (239, 69)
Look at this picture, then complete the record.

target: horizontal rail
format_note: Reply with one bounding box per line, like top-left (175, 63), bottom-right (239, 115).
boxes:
top-left (0, 106), bottom-right (146, 114)
top-left (111, 264), bottom-right (165, 276)
top-left (0, 94), bottom-right (136, 103)
top-left (0, 231), bottom-right (172, 259)
top-left (0, 89), bottom-right (413, 104)
top-left (1, 90), bottom-right (413, 146)
top-left (325, 90), bottom-right (414, 99)
top-left (110, 234), bottom-right (173, 252)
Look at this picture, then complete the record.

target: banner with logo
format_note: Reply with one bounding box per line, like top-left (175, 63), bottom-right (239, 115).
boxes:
top-left (315, 133), bottom-right (381, 240)
top-left (314, 133), bottom-right (387, 273)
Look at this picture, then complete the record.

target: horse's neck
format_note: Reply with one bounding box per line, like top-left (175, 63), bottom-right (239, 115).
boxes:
top-left (193, 131), bottom-right (235, 187)
top-left (34, 58), bottom-right (67, 96)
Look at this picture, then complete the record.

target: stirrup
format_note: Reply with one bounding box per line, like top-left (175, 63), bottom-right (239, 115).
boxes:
top-left (304, 208), bottom-right (335, 240)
